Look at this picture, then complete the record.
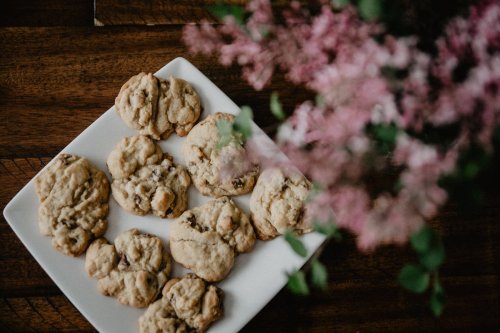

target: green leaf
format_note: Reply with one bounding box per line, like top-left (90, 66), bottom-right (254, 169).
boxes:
top-left (463, 161), bottom-right (480, 179)
top-left (315, 94), bottom-right (325, 108)
top-left (370, 123), bottom-right (399, 154)
top-left (430, 292), bottom-right (444, 317)
top-left (313, 222), bottom-right (341, 241)
top-left (399, 264), bottom-right (430, 293)
top-left (216, 119), bottom-right (234, 149)
top-left (270, 92), bottom-right (286, 121)
top-left (287, 270), bottom-right (310, 296)
top-left (233, 106), bottom-right (253, 141)
top-left (411, 225), bottom-right (433, 254)
top-left (411, 226), bottom-right (445, 271)
top-left (373, 123), bottom-right (398, 145)
top-left (311, 259), bottom-right (328, 290)
top-left (430, 279), bottom-right (445, 317)
top-left (208, 4), bottom-right (245, 25)
top-left (433, 277), bottom-right (444, 294)
top-left (284, 230), bottom-right (308, 258)
top-left (420, 240), bottom-right (445, 271)
top-left (332, 0), bottom-right (350, 8)
top-left (358, 0), bottom-right (382, 21)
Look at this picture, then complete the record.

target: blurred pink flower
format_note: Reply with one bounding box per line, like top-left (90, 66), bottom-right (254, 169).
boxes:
top-left (184, 0), bottom-right (500, 251)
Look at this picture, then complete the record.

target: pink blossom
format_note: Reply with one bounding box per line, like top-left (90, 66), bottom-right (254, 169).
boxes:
top-left (183, 21), bottom-right (223, 55)
top-left (401, 1), bottom-right (500, 149)
top-left (183, 0), bottom-right (500, 251)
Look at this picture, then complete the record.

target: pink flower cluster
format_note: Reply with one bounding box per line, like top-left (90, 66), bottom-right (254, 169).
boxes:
top-left (183, 1), bottom-right (500, 250)
top-left (401, 1), bottom-right (500, 149)
top-left (184, 1), bottom-right (381, 90)
top-left (279, 103), bottom-right (457, 250)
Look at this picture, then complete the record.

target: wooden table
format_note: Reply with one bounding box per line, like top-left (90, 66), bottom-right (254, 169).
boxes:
top-left (1, 1), bottom-right (499, 332)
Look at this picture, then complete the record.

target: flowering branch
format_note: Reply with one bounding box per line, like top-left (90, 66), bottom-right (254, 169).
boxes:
top-left (183, 0), bottom-right (500, 316)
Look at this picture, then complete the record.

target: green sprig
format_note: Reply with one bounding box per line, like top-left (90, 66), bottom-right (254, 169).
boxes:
top-left (284, 230), bottom-right (308, 258)
top-left (358, 0), bottom-right (382, 21)
top-left (216, 106), bottom-right (254, 149)
top-left (208, 4), bottom-right (245, 26)
top-left (430, 278), bottom-right (445, 317)
top-left (270, 92), bottom-right (286, 121)
top-left (233, 106), bottom-right (253, 141)
top-left (399, 225), bottom-right (446, 316)
top-left (287, 270), bottom-right (310, 295)
top-left (399, 264), bottom-right (430, 293)
top-left (311, 259), bottom-right (328, 290)
top-left (313, 221), bottom-right (342, 241)
top-left (411, 225), bottom-right (445, 270)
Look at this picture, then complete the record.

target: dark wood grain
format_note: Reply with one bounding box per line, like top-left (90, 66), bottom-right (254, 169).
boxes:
top-left (95, 0), bottom-right (225, 26)
top-left (0, 0), bottom-right (94, 27)
top-left (1, 2), bottom-right (500, 333)
top-left (93, 0), bottom-right (307, 26)
top-left (93, 0), bottom-right (310, 26)
top-left (0, 26), bottom-right (310, 158)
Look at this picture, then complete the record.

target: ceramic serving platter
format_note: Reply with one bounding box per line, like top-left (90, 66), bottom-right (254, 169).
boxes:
top-left (3, 57), bottom-right (324, 333)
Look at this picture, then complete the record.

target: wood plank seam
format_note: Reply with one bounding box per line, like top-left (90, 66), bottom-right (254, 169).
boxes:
top-left (25, 298), bottom-right (59, 332)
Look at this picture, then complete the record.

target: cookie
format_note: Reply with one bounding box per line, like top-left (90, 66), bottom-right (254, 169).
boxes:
top-left (183, 112), bottom-right (259, 197)
top-left (115, 73), bottom-right (201, 140)
top-left (139, 274), bottom-right (223, 333)
top-left (107, 135), bottom-right (191, 218)
top-left (249, 168), bottom-right (312, 240)
top-left (85, 228), bottom-right (171, 308)
top-left (170, 197), bottom-right (255, 282)
top-left (34, 154), bottom-right (110, 256)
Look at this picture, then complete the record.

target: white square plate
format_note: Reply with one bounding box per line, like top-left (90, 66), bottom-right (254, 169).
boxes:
top-left (3, 57), bottom-right (324, 333)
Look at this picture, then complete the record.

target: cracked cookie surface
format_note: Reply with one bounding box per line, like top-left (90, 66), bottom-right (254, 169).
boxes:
top-left (107, 135), bottom-right (191, 218)
top-left (85, 228), bottom-right (171, 308)
top-left (250, 168), bottom-right (312, 240)
top-left (34, 154), bottom-right (110, 256)
top-left (115, 73), bottom-right (201, 140)
top-left (139, 274), bottom-right (223, 333)
top-left (170, 197), bottom-right (255, 282)
top-left (183, 112), bottom-right (259, 197)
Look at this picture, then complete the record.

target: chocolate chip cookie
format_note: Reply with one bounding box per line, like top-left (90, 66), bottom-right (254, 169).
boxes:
top-left (34, 154), bottom-right (110, 256)
top-left (107, 135), bottom-right (191, 218)
top-left (250, 167), bottom-right (312, 240)
top-left (139, 274), bottom-right (223, 333)
top-left (170, 197), bottom-right (256, 282)
top-left (85, 228), bottom-right (171, 308)
top-left (183, 112), bottom-right (259, 197)
top-left (115, 73), bottom-right (201, 139)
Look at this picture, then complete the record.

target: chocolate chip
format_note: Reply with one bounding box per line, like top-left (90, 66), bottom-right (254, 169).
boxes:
top-left (61, 154), bottom-right (72, 165)
top-left (119, 253), bottom-right (130, 267)
top-left (62, 220), bottom-right (76, 230)
top-left (281, 178), bottom-right (290, 191)
top-left (297, 206), bottom-right (305, 222)
top-left (134, 195), bottom-right (141, 205)
top-left (146, 276), bottom-right (155, 287)
top-left (150, 169), bottom-right (161, 182)
top-left (232, 178), bottom-right (244, 188)
top-left (187, 215), bottom-right (197, 228)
